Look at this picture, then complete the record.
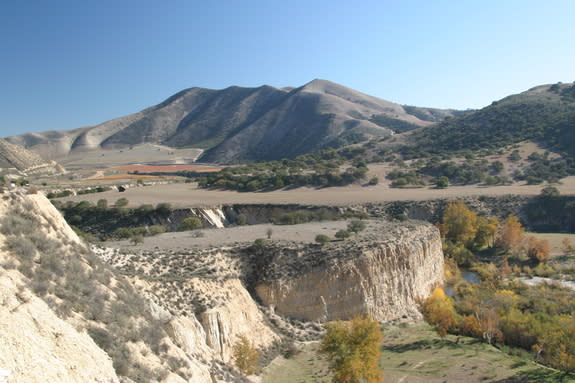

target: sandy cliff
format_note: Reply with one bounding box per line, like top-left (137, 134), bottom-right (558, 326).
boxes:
top-left (254, 222), bottom-right (444, 322)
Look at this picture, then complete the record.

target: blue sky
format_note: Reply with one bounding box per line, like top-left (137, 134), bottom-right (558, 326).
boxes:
top-left (1, 0), bottom-right (574, 137)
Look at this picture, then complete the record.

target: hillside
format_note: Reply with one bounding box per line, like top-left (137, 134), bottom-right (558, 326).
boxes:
top-left (0, 138), bottom-right (65, 176)
top-left (5, 79), bottom-right (460, 164)
top-left (401, 82), bottom-right (575, 158)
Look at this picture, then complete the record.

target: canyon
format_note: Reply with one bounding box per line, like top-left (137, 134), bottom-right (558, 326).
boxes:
top-left (0, 190), bottom-right (443, 382)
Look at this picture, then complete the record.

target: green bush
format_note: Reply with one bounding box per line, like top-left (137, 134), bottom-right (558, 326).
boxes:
top-left (315, 234), bottom-right (331, 245)
top-left (335, 230), bottom-right (351, 239)
top-left (179, 217), bottom-right (203, 231)
top-left (347, 220), bottom-right (366, 234)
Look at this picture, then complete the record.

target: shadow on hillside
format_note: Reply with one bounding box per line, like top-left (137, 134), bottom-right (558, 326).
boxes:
top-left (382, 338), bottom-right (464, 353)
top-left (492, 368), bottom-right (574, 383)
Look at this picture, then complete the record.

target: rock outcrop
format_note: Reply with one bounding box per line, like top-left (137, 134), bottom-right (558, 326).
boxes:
top-left (0, 138), bottom-right (65, 176)
top-left (254, 221), bottom-right (444, 322)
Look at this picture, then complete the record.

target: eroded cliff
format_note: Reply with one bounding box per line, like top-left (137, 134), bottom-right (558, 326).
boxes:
top-left (254, 221), bottom-right (444, 322)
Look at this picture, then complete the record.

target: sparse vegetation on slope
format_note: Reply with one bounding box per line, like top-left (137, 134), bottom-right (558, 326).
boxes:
top-left (0, 192), bottom-right (192, 382)
top-left (400, 84), bottom-right (575, 168)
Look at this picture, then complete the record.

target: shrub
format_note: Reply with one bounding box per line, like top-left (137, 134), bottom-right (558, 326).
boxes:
top-left (155, 203), bottom-right (172, 215)
top-left (252, 238), bottom-right (267, 251)
top-left (335, 230), bottom-right (351, 240)
top-left (347, 220), bottom-right (366, 234)
top-left (130, 235), bottom-right (144, 246)
top-left (114, 198), bottom-right (129, 207)
top-left (435, 176), bottom-right (449, 189)
top-left (315, 234), bottom-right (331, 245)
top-left (540, 186), bottom-right (560, 198)
top-left (179, 217), bottom-right (203, 231)
top-left (147, 225), bottom-right (167, 236)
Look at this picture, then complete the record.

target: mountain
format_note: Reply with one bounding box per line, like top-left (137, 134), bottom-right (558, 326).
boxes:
top-left (400, 82), bottom-right (575, 158)
top-left (5, 79), bottom-right (461, 164)
top-left (0, 138), bottom-right (65, 176)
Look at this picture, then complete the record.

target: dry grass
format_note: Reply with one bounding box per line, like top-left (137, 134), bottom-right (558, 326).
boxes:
top-left (526, 232), bottom-right (575, 256)
top-left (61, 176), bottom-right (575, 208)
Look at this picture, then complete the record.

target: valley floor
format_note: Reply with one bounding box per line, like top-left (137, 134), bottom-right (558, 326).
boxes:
top-left (61, 176), bottom-right (575, 208)
top-left (262, 322), bottom-right (575, 383)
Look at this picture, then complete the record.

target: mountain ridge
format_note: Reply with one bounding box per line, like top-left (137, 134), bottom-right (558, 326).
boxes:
top-left (5, 79), bottom-right (461, 164)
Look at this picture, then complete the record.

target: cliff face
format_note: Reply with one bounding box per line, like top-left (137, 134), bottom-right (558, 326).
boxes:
top-left (255, 222), bottom-right (443, 322)
top-left (0, 191), bottom-right (217, 383)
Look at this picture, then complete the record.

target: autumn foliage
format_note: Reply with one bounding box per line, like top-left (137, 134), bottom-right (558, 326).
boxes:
top-left (319, 317), bottom-right (383, 383)
top-left (496, 214), bottom-right (524, 254)
top-left (232, 335), bottom-right (260, 375)
top-left (429, 201), bottom-right (575, 373)
top-left (421, 288), bottom-right (458, 338)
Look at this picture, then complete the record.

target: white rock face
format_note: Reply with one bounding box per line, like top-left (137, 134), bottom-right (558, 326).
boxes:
top-left (0, 271), bottom-right (120, 383)
top-left (180, 278), bottom-right (279, 362)
top-left (255, 223), bottom-right (444, 322)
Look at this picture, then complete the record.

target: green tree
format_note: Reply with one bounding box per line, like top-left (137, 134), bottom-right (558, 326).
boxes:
top-left (335, 230), bottom-right (351, 240)
top-left (232, 335), bottom-right (260, 375)
top-left (319, 317), bottom-right (383, 383)
top-left (435, 176), bottom-right (449, 189)
top-left (179, 217), bottom-right (203, 231)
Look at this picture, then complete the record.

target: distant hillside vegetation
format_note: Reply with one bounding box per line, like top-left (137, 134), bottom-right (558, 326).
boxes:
top-left (5, 79), bottom-right (460, 164)
top-left (402, 83), bottom-right (575, 158)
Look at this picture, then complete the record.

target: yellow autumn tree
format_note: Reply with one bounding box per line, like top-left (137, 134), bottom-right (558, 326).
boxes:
top-left (475, 216), bottom-right (500, 248)
top-left (232, 335), bottom-right (260, 375)
top-left (319, 316), bottom-right (383, 383)
top-left (442, 202), bottom-right (478, 245)
top-left (421, 287), bottom-right (458, 338)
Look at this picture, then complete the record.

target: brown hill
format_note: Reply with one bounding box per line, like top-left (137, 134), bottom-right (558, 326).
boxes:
top-left (5, 79), bottom-right (460, 164)
top-left (0, 138), bottom-right (65, 176)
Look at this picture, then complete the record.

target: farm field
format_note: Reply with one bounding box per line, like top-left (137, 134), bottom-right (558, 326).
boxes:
top-left (57, 143), bottom-right (205, 169)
